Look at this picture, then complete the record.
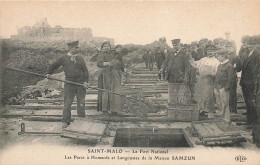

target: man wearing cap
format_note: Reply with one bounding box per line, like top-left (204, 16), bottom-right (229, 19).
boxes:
top-left (160, 39), bottom-right (187, 83)
top-left (154, 46), bottom-right (166, 81)
top-left (47, 41), bottom-right (89, 128)
top-left (189, 45), bottom-right (220, 119)
top-left (214, 49), bottom-right (236, 122)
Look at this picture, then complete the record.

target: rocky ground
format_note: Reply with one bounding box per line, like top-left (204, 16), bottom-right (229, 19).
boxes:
top-left (0, 39), bottom-right (170, 107)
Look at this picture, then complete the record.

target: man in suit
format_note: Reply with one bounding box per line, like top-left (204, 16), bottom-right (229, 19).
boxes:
top-left (238, 36), bottom-right (250, 63)
top-left (226, 41), bottom-right (241, 114)
top-left (239, 36), bottom-right (259, 125)
top-left (160, 39), bottom-right (188, 105)
top-left (248, 35), bottom-right (260, 147)
top-left (160, 39), bottom-right (187, 83)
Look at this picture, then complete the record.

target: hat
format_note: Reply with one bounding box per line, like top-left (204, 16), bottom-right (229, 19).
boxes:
top-left (101, 40), bottom-right (111, 49)
top-left (115, 44), bottom-right (122, 49)
top-left (67, 41), bottom-right (79, 48)
top-left (171, 39), bottom-right (181, 45)
top-left (206, 45), bottom-right (216, 50)
top-left (216, 49), bottom-right (229, 56)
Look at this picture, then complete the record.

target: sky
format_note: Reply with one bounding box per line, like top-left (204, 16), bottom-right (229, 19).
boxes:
top-left (0, 1), bottom-right (260, 48)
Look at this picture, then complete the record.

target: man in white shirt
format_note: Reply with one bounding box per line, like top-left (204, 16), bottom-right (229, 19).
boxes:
top-left (189, 45), bottom-right (220, 119)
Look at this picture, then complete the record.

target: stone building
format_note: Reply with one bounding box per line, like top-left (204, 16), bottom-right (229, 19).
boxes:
top-left (11, 18), bottom-right (114, 44)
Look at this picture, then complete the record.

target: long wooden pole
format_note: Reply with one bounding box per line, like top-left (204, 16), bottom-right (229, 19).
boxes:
top-left (1, 66), bottom-right (125, 96)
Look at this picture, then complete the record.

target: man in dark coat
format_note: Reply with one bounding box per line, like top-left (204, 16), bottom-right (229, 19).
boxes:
top-left (239, 37), bottom-right (259, 125)
top-left (114, 45), bottom-right (125, 73)
top-left (185, 46), bottom-right (198, 103)
top-left (148, 50), bottom-right (155, 71)
top-left (252, 43), bottom-right (260, 147)
top-left (214, 48), bottom-right (237, 122)
top-left (238, 36), bottom-right (250, 63)
top-left (47, 41), bottom-right (89, 128)
top-left (226, 42), bottom-right (242, 113)
top-left (190, 43), bottom-right (200, 61)
top-left (142, 50), bottom-right (149, 69)
top-left (160, 39), bottom-right (187, 83)
top-left (196, 44), bottom-right (204, 60)
top-left (160, 39), bottom-right (189, 105)
top-left (155, 46), bottom-right (166, 80)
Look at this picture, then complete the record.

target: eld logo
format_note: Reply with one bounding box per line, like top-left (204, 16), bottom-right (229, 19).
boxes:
top-left (235, 155), bottom-right (247, 162)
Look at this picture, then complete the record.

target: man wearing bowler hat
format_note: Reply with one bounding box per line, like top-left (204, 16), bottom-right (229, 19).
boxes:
top-left (160, 39), bottom-right (188, 104)
top-left (47, 41), bottom-right (90, 128)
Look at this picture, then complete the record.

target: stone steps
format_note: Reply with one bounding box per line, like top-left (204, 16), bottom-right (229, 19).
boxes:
top-left (125, 80), bottom-right (158, 84)
top-left (130, 74), bottom-right (158, 78)
top-left (131, 71), bottom-right (158, 74)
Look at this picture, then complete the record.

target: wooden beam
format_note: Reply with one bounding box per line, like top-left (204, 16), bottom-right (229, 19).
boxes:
top-left (10, 104), bottom-right (97, 110)
top-left (23, 116), bottom-right (75, 122)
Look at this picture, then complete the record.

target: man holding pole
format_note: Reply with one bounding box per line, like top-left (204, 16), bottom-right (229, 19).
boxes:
top-left (47, 41), bottom-right (89, 128)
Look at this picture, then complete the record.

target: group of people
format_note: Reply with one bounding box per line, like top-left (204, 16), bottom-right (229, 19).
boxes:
top-left (142, 46), bottom-right (166, 81)
top-left (47, 40), bottom-right (126, 128)
top-left (46, 33), bottom-right (260, 147)
top-left (154, 34), bottom-right (259, 146)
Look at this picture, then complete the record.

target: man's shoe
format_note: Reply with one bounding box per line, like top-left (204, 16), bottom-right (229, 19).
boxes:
top-left (62, 122), bottom-right (69, 129)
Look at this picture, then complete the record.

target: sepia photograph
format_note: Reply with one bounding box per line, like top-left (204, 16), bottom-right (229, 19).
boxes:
top-left (0, 0), bottom-right (260, 164)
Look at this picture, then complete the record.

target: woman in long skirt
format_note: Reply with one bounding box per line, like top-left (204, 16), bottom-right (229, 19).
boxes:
top-left (97, 41), bottom-right (124, 114)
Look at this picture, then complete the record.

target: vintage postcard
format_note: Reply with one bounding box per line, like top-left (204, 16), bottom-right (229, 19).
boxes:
top-left (0, 0), bottom-right (260, 165)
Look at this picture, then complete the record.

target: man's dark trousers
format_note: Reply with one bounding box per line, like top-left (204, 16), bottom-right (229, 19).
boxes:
top-left (242, 85), bottom-right (257, 125)
top-left (63, 83), bottom-right (86, 124)
top-left (229, 83), bottom-right (237, 113)
top-left (157, 64), bottom-right (165, 80)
